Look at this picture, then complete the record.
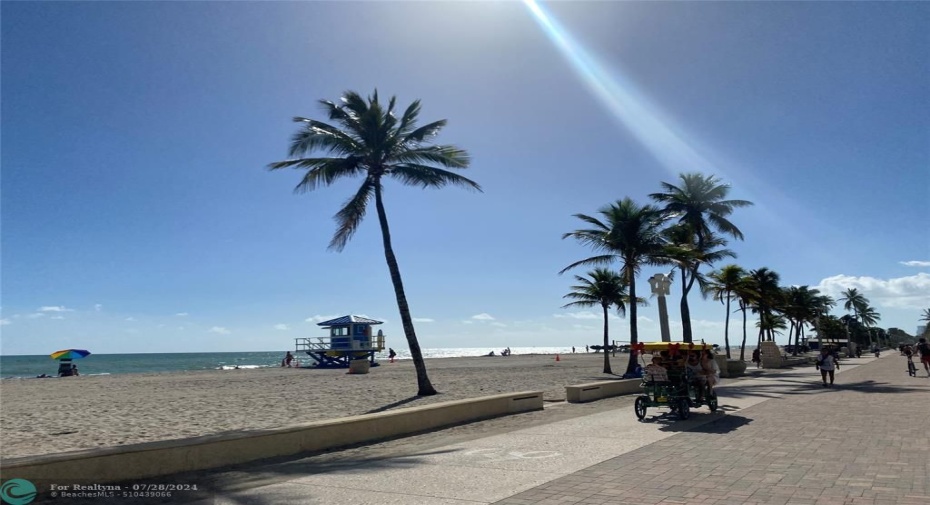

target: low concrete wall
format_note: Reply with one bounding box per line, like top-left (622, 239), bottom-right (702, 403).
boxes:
top-left (2, 391), bottom-right (543, 485)
top-left (565, 379), bottom-right (641, 403)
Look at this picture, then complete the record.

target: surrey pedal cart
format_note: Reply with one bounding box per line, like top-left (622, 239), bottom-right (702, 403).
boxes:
top-left (633, 341), bottom-right (719, 421)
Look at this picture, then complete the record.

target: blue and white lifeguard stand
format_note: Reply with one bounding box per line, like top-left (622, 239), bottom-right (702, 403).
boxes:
top-left (294, 315), bottom-right (386, 368)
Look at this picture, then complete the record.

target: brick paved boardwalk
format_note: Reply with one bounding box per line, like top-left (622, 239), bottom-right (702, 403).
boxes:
top-left (494, 355), bottom-right (930, 505)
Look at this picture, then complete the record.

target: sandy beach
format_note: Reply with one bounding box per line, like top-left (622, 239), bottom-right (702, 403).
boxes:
top-left (0, 352), bottom-right (633, 459)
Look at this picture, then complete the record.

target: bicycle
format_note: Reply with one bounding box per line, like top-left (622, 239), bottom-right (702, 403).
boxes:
top-left (906, 355), bottom-right (917, 377)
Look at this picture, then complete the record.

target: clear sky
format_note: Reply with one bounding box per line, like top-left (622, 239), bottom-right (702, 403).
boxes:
top-left (2, 1), bottom-right (928, 355)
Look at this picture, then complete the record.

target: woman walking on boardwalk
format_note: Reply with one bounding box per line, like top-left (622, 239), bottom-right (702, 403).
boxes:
top-left (815, 347), bottom-right (839, 387)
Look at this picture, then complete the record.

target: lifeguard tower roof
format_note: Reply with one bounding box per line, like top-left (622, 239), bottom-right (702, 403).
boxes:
top-left (316, 315), bottom-right (383, 327)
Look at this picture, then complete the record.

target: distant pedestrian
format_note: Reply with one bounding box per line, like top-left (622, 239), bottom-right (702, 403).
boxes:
top-left (752, 348), bottom-right (761, 368)
top-left (816, 347), bottom-right (839, 387)
top-left (572, 346), bottom-right (576, 354)
top-left (388, 348), bottom-right (397, 363)
top-left (916, 338), bottom-right (930, 376)
top-left (282, 351), bottom-right (294, 367)
top-left (585, 345), bottom-right (589, 353)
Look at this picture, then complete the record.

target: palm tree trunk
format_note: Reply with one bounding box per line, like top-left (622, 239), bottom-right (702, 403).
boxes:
top-left (739, 306), bottom-right (748, 361)
top-left (723, 293), bottom-right (732, 359)
top-left (680, 265), bottom-right (695, 343)
top-left (602, 303), bottom-right (612, 374)
top-left (374, 183), bottom-right (436, 396)
top-left (625, 265), bottom-right (639, 376)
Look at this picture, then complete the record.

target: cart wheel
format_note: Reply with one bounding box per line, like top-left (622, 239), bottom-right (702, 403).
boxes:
top-left (634, 396), bottom-right (648, 420)
top-left (677, 398), bottom-right (691, 420)
top-left (708, 394), bottom-right (718, 413)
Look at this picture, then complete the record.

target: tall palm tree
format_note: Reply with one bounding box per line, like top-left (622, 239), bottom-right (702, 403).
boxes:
top-left (748, 267), bottom-right (781, 342)
top-left (662, 225), bottom-right (734, 343)
top-left (708, 265), bottom-right (747, 358)
top-left (561, 269), bottom-right (642, 374)
top-left (859, 305), bottom-right (881, 345)
top-left (649, 172), bottom-right (753, 250)
top-left (561, 198), bottom-right (668, 375)
top-left (268, 90), bottom-right (481, 396)
top-left (650, 173), bottom-right (752, 342)
top-left (839, 288), bottom-right (868, 322)
top-left (732, 274), bottom-right (758, 361)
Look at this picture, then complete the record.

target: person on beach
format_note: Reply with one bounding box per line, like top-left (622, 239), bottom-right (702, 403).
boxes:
top-left (388, 348), bottom-right (397, 362)
top-left (916, 338), bottom-right (930, 376)
top-left (71, 365), bottom-right (79, 376)
top-left (572, 346), bottom-right (576, 353)
top-left (585, 345), bottom-right (589, 353)
top-left (283, 351), bottom-right (294, 367)
top-left (815, 347), bottom-right (839, 387)
top-left (752, 348), bottom-right (761, 368)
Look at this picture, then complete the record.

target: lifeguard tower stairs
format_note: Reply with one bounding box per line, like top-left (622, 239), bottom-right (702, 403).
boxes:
top-left (294, 315), bottom-right (385, 368)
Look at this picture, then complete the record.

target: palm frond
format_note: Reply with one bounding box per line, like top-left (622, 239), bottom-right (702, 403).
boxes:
top-left (328, 179), bottom-right (375, 251)
top-left (267, 157), bottom-right (365, 193)
top-left (558, 255), bottom-right (615, 275)
top-left (391, 146), bottom-right (470, 168)
top-left (287, 118), bottom-right (361, 157)
top-left (389, 164), bottom-right (481, 191)
top-left (403, 119), bottom-right (448, 144)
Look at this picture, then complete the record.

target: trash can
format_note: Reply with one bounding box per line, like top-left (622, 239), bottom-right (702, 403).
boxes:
top-left (348, 359), bottom-right (370, 375)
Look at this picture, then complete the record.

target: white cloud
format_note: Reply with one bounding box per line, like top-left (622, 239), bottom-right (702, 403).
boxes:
top-left (94, 304), bottom-right (103, 312)
top-left (305, 314), bottom-right (339, 323)
top-left (274, 324), bottom-right (290, 331)
top-left (471, 313), bottom-right (495, 320)
top-left (39, 306), bottom-right (73, 312)
top-left (572, 324), bottom-right (596, 330)
top-left (26, 313), bottom-right (45, 319)
top-left (900, 260), bottom-right (930, 268)
top-left (0, 319), bottom-right (10, 326)
top-left (209, 326), bottom-right (231, 335)
top-left (554, 311), bottom-right (620, 320)
top-left (125, 317), bottom-right (136, 322)
top-left (816, 273), bottom-right (930, 310)
top-left (413, 317), bottom-right (435, 323)
top-left (175, 312), bottom-right (189, 317)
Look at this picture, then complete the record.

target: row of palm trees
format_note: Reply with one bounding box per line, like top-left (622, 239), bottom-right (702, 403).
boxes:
top-left (560, 173), bottom-right (752, 375)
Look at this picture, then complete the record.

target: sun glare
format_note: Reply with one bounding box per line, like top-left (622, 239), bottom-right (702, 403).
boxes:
top-left (522, 0), bottom-right (714, 176)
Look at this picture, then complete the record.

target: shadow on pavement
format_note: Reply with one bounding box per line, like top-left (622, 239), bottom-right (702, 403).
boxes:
top-left (656, 413), bottom-right (753, 434)
top-left (718, 379), bottom-right (926, 398)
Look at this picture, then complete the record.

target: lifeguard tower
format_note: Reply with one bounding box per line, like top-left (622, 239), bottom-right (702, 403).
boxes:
top-left (294, 315), bottom-right (386, 368)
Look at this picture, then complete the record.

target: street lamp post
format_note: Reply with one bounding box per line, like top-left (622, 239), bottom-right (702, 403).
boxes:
top-left (648, 273), bottom-right (673, 342)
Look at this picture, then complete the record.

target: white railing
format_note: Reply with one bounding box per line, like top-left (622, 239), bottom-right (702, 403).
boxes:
top-left (295, 335), bottom-right (385, 353)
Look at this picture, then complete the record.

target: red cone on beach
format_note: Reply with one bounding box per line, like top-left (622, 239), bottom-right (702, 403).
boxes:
top-left (555, 354), bottom-right (560, 362)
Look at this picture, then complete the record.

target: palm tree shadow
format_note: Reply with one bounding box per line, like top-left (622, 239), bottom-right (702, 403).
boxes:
top-left (718, 379), bottom-right (926, 398)
top-left (363, 395), bottom-right (423, 414)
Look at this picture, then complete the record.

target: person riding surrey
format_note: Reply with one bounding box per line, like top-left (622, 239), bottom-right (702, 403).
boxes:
top-left (916, 338), bottom-right (930, 376)
top-left (686, 353), bottom-right (706, 400)
top-left (701, 349), bottom-right (720, 393)
top-left (816, 347), bottom-right (839, 387)
top-left (644, 356), bottom-right (669, 383)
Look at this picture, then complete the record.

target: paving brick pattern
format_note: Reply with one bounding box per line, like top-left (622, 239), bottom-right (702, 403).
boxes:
top-left (494, 355), bottom-right (930, 505)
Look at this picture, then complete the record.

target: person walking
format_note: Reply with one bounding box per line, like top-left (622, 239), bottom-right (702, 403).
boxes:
top-left (816, 347), bottom-right (839, 387)
top-left (916, 338), bottom-right (930, 377)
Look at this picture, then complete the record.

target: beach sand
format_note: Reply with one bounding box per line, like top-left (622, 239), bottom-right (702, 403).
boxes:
top-left (0, 352), bottom-right (629, 459)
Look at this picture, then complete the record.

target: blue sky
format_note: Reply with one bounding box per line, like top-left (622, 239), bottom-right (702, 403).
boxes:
top-left (2, 1), bottom-right (928, 355)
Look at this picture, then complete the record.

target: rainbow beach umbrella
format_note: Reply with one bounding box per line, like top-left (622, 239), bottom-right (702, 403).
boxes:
top-left (50, 349), bottom-right (91, 360)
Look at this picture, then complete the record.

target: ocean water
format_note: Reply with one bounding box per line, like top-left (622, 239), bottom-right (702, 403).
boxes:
top-left (0, 347), bottom-right (578, 379)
